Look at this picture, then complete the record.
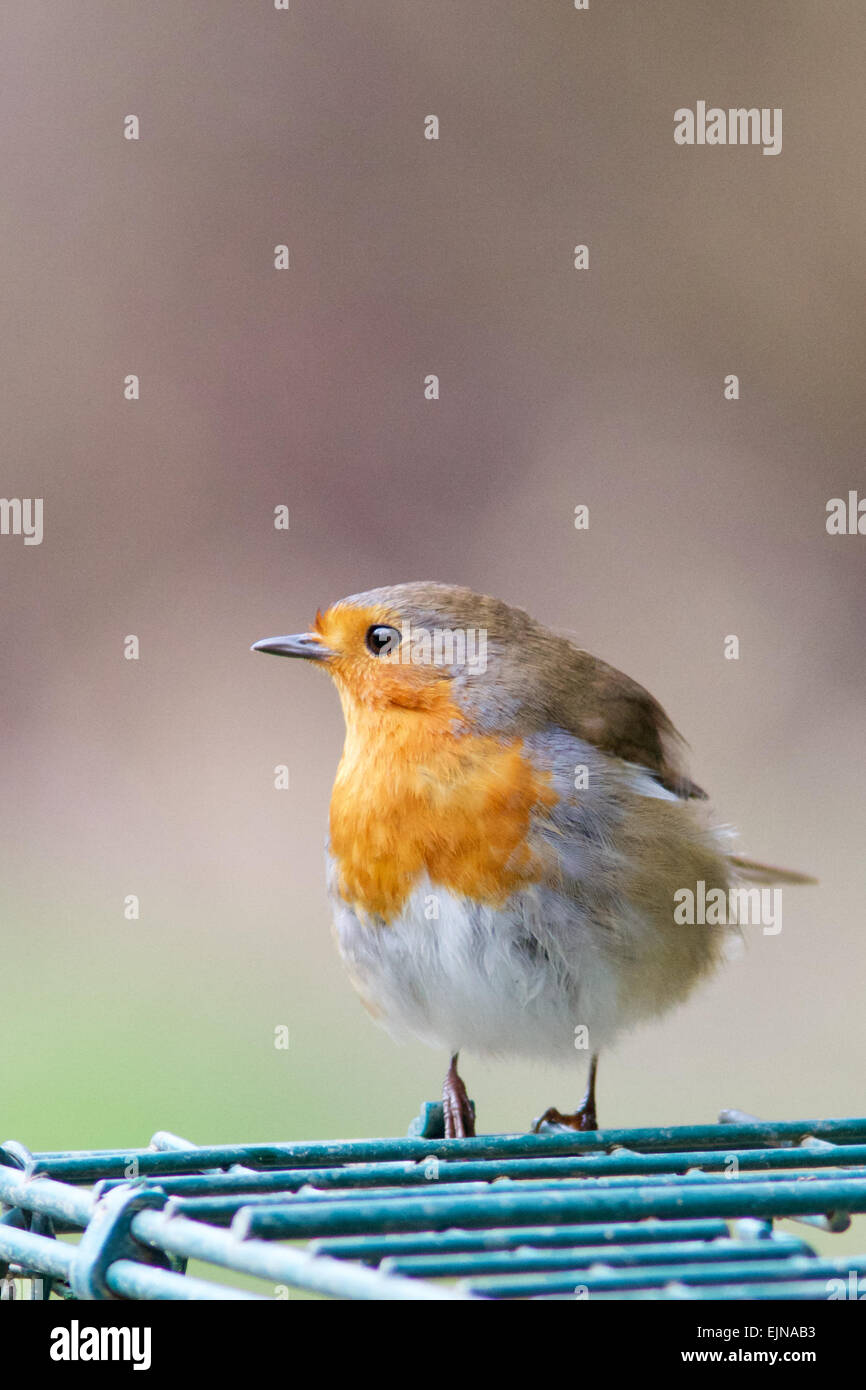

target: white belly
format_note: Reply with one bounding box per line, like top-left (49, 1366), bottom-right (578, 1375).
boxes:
top-left (330, 874), bottom-right (626, 1062)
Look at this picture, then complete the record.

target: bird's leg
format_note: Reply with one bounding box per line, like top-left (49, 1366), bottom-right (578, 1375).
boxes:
top-left (442, 1053), bottom-right (476, 1138)
top-left (533, 1053), bottom-right (599, 1133)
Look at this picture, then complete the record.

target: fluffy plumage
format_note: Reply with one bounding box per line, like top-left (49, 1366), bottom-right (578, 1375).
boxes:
top-left (253, 581), bottom-right (811, 1128)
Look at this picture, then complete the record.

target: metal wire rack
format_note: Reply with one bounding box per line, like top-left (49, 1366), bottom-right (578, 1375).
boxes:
top-left (2, 1108), bottom-right (866, 1300)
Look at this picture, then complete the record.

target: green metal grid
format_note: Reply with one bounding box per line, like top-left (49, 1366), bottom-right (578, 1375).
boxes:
top-left (2, 1108), bottom-right (866, 1300)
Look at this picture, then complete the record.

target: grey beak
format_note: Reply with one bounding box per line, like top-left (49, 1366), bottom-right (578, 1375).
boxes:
top-left (251, 633), bottom-right (333, 660)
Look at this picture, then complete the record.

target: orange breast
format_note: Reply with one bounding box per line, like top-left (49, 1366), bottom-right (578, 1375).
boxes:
top-left (329, 695), bottom-right (558, 922)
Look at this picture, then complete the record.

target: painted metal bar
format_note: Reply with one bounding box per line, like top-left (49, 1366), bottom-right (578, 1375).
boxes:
top-left (615, 1277), bottom-right (864, 1301)
top-left (89, 1143), bottom-right (866, 1202)
top-left (311, 1217), bottom-right (733, 1262)
top-left (149, 1162), bottom-right (866, 1229)
top-left (380, 1234), bottom-right (813, 1279)
top-left (463, 1253), bottom-right (866, 1298)
top-left (0, 1222), bottom-right (77, 1280)
top-left (104, 1259), bottom-right (265, 1301)
top-left (0, 1165), bottom-right (93, 1227)
top-left (234, 1173), bottom-right (866, 1239)
top-left (24, 1117), bottom-right (866, 1181)
top-left (311, 1218), bottom-right (733, 1261)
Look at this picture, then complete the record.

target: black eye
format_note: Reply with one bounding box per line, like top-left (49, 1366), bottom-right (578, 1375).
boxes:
top-left (365, 624), bottom-right (401, 657)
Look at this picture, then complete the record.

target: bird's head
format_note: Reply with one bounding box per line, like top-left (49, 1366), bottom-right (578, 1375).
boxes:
top-left (251, 582), bottom-right (545, 729)
top-left (252, 581), bottom-right (705, 798)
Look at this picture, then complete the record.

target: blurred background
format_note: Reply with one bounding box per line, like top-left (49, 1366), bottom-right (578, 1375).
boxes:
top-left (2, 0), bottom-right (864, 1261)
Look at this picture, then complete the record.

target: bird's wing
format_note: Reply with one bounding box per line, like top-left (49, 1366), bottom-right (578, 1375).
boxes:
top-left (553, 648), bottom-right (706, 801)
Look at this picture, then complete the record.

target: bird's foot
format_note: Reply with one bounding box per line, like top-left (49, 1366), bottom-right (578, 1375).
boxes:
top-left (442, 1055), bottom-right (476, 1138)
top-left (532, 1102), bottom-right (598, 1134)
top-left (533, 1054), bottom-right (599, 1134)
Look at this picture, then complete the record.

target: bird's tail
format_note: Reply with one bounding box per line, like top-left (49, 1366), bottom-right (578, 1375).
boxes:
top-left (729, 854), bottom-right (817, 886)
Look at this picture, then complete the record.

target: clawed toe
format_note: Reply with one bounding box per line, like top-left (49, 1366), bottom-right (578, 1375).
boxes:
top-left (532, 1055), bottom-right (600, 1134)
top-left (532, 1105), bottom-right (566, 1133)
top-left (532, 1103), bottom-right (597, 1134)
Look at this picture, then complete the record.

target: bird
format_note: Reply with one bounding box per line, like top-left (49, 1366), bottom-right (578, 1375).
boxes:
top-left (252, 582), bottom-right (813, 1139)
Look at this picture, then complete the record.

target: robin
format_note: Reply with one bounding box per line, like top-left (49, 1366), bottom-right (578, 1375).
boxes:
top-left (253, 583), bottom-right (813, 1138)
